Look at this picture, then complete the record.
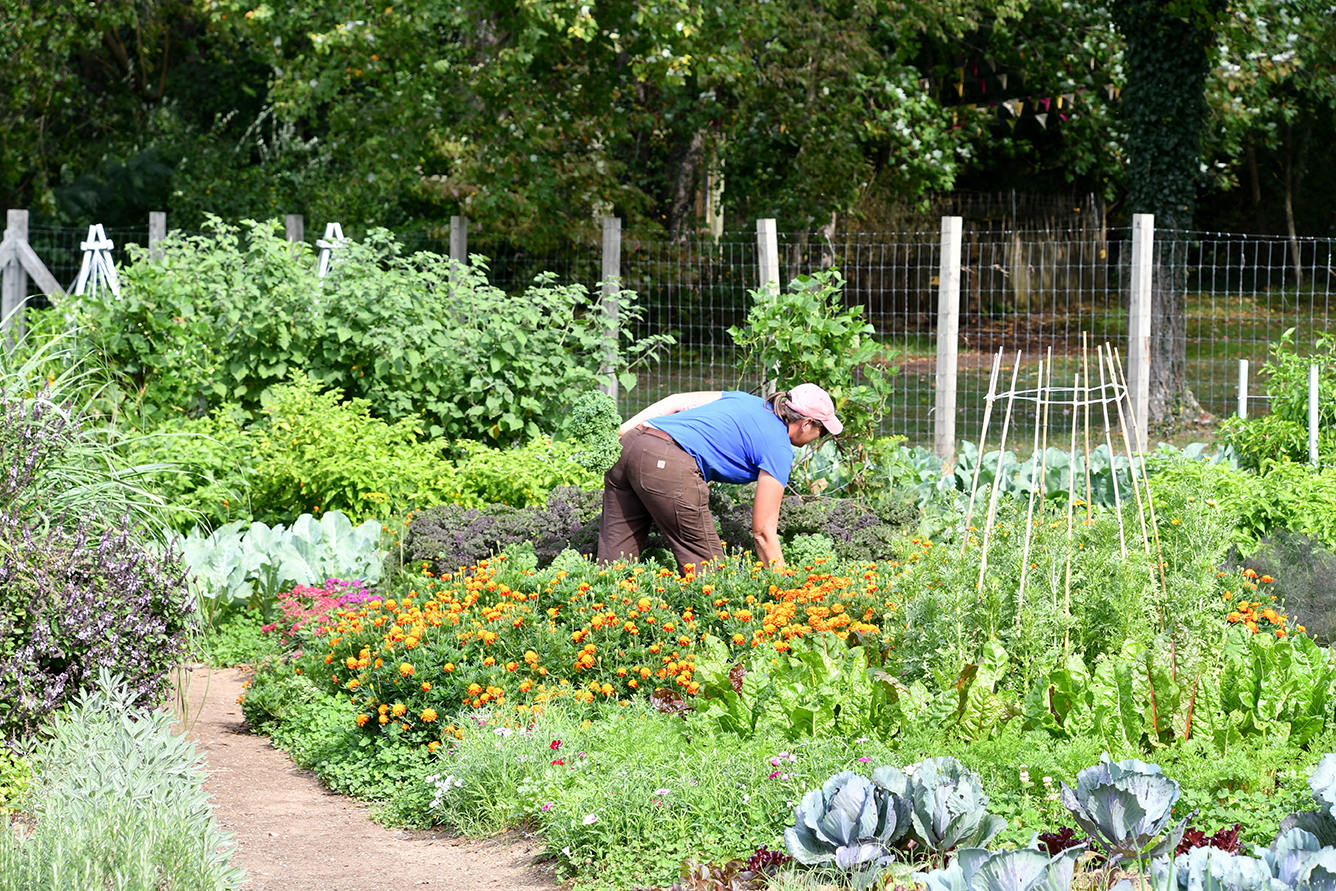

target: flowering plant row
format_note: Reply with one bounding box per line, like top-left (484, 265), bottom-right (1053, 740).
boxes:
top-left (290, 552), bottom-right (911, 747)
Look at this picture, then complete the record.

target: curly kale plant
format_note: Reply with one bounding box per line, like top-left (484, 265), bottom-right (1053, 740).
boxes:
top-left (784, 771), bottom-right (911, 870)
top-left (1060, 755), bottom-right (1190, 864)
top-left (565, 391), bottom-right (622, 477)
top-left (400, 485), bottom-right (603, 572)
top-left (873, 757), bottom-right (1007, 855)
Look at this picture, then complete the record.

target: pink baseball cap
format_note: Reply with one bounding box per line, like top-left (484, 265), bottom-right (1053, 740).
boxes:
top-left (786, 383), bottom-right (843, 435)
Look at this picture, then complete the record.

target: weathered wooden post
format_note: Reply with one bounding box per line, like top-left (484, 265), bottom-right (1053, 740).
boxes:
top-left (1126, 213), bottom-right (1154, 451)
top-left (934, 215), bottom-right (963, 466)
top-left (149, 211), bottom-right (167, 260)
top-left (756, 218), bottom-right (779, 299)
top-left (755, 218), bottom-right (781, 398)
top-left (2, 210), bottom-right (29, 340)
top-left (600, 215), bottom-right (622, 402)
top-left (449, 215), bottom-right (468, 288)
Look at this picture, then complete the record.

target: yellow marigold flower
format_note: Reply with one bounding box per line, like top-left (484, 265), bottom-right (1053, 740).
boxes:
top-left (421, 708), bottom-right (438, 722)
top-left (421, 681), bottom-right (432, 692)
top-left (391, 703), bottom-right (407, 717)
top-left (428, 741), bottom-right (440, 753)
top-left (378, 714), bottom-right (389, 724)
top-left (356, 714), bottom-right (370, 727)
top-left (524, 650), bottom-right (538, 664)
top-left (468, 683), bottom-right (483, 695)
top-left (399, 662), bottom-right (415, 677)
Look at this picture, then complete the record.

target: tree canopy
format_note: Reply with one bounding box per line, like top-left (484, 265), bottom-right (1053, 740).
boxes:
top-left (3, 0), bottom-right (1333, 240)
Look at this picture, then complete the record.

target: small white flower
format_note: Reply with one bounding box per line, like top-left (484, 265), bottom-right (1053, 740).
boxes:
top-left (653, 788), bottom-right (671, 797)
top-left (582, 813), bottom-right (598, 825)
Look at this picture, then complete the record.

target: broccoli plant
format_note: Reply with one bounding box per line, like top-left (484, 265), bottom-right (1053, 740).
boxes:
top-left (565, 390), bottom-right (623, 476)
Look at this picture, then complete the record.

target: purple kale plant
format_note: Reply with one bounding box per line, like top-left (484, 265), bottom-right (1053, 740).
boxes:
top-left (0, 508), bottom-right (194, 739)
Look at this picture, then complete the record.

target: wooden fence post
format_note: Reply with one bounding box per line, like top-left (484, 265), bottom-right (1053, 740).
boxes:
top-left (149, 211), bottom-right (167, 260)
top-left (450, 215), bottom-right (468, 288)
top-left (599, 215), bottom-right (622, 402)
top-left (1126, 213), bottom-right (1154, 451)
top-left (756, 218), bottom-right (779, 299)
top-left (285, 214), bottom-right (304, 243)
top-left (934, 216), bottom-right (964, 466)
top-left (2, 210), bottom-right (30, 342)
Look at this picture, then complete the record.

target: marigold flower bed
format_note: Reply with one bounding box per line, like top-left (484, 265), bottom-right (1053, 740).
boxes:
top-left (304, 554), bottom-right (906, 746)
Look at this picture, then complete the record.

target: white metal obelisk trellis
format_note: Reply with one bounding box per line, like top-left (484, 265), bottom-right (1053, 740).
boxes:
top-left (73, 224), bottom-right (121, 299)
top-left (316, 222), bottom-right (346, 279)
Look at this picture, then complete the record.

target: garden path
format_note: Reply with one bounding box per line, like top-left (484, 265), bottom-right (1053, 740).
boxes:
top-left (180, 666), bottom-right (562, 891)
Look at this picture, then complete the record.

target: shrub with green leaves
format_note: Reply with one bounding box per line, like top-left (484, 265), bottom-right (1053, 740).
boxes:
top-left (1220, 328), bottom-right (1336, 469)
top-left (729, 269), bottom-right (895, 472)
top-left (0, 669), bottom-right (244, 889)
top-left (76, 218), bottom-right (671, 444)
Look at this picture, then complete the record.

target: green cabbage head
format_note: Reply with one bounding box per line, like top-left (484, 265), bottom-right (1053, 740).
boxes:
top-left (784, 771), bottom-right (911, 870)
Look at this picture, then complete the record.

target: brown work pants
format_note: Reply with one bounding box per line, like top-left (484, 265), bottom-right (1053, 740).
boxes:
top-left (597, 426), bottom-right (724, 570)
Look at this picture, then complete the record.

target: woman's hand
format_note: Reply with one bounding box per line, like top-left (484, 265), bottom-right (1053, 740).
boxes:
top-left (751, 471), bottom-right (785, 569)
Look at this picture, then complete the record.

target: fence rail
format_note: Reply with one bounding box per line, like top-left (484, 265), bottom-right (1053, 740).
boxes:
top-left (3, 209), bottom-right (1332, 452)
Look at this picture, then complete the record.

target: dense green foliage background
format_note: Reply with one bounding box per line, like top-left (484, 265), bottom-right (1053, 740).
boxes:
top-left (3, 0), bottom-right (1333, 240)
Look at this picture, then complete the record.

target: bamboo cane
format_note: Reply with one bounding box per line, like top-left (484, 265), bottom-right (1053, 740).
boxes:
top-left (1063, 372), bottom-right (1081, 653)
top-left (962, 349), bottom-right (1005, 553)
top-left (1103, 344), bottom-right (1152, 556)
top-left (1016, 358), bottom-right (1046, 625)
top-left (976, 352), bottom-right (1023, 592)
top-left (1081, 334), bottom-right (1095, 525)
top-left (1112, 346), bottom-right (1170, 603)
top-left (1096, 344), bottom-right (1128, 559)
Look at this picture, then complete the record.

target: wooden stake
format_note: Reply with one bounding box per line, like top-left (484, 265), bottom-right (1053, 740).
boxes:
top-left (962, 350), bottom-right (1004, 553)
top-left (1103, 344), bottom-right (1152, 556)
top-left (977, 352), bottom-right (1023, 592)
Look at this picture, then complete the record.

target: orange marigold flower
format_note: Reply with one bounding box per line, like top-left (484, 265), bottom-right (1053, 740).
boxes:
top-left (421, 708), bottom-right (438, 722)
top-left (421, 681), bottom-right (432, 692)
top-left (399, 662), bottom-right (415, 677)
top-left (468, 683), bottom-right (483, 695)
top-left (428, 741), bottom-right (440, 753)
top-left (378, 714), bottom-right (389, 724)
top-left (391, 702), bottom-right (407, 717)
top-left (1261, 575), bottom-right (1274, 583)
top-left (357, 714), bottom-right (370, 727)
top-left (1243, 568), bottom-right (1259, 579)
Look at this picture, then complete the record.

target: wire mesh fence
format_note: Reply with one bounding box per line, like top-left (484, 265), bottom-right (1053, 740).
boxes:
top-left (10, 217), bottom-right (1334, 449)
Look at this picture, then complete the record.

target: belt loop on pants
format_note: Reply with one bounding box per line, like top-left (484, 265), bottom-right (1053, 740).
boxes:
top-left (637, 424), bottom-right (677, 446)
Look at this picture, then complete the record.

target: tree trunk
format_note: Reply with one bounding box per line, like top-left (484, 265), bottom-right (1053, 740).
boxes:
top-left (1283, 122), bottom-right (1303, 288)
top-left (1112, 0), bottom-right (1223, 427)
top-left (668, 130), bottom-right (706, 241)
top-left (1246, 143), bottom-right (1265, 233)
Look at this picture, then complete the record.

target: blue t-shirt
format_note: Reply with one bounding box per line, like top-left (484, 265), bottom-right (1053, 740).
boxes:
top-left (648, 392), bottom-right (794, 485)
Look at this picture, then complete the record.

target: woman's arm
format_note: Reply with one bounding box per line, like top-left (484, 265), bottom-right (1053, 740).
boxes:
top-left (618, 391), bottom-right (723, 436)
top-left (751, 470), bottom-right (785, 569)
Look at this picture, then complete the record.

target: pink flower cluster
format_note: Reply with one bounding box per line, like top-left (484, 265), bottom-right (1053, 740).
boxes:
top-left (262, 578), bottom-right (375, 643)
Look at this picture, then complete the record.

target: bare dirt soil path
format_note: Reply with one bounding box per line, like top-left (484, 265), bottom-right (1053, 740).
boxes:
top-left (180, 665), bottom-right (562, 891)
